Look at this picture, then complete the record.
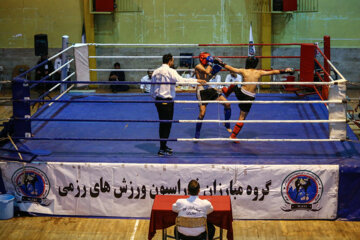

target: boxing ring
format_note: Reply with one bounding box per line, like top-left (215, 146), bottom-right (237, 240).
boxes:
top-left (1, 38), bottom-right (360, 222)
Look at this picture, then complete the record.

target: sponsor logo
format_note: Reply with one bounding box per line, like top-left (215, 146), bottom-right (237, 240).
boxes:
top-left (11, 167), bottom-right (52, 206)
top-left (281, 170), bottom-right (323, 212)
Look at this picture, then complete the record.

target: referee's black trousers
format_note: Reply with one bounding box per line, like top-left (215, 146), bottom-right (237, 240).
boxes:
top-left (155, 97), bottom-right (174, 150)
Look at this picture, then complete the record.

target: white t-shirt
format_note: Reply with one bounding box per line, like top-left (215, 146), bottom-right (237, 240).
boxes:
top-left (172, 195), bottom-right (213, 236)
top-left (225, 73), bottom-right (243, 88)
top-left (140, 75), bottom-right (151, 93)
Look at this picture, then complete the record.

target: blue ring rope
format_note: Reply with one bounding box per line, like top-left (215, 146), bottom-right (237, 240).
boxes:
top-left (13, 137), bottom-right (178, 142)
top-left (13, 59), bottom-right (49, 80)
top-left (14, 99), bottom-right (175, 104)
top-left (18, 118), bottom-right (180, 123)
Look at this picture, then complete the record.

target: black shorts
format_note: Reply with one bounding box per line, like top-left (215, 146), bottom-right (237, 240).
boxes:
top-left (199, 88), bottom-right (220, 101)
top-left (234, 87), bottom-right (255, 112)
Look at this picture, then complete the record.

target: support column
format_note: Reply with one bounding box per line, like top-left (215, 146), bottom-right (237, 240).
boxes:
top-left (260, 0), bottom-right (272, 88)
top-left (83, 0), bottom-right (97, 85)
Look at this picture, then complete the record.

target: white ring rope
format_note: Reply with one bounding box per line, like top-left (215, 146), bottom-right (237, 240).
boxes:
top-left (48, 84), bottom-right (75, 107)
top-left (88, 69), bottom-right (343, 86)
top-left (48, 45), bottom-right (74, 61)
top-left (178, 138), bottom-right (343, 142)
top-left (327, 59), bottom-right (346, 81)
top-left (0, 80), bottom-right (11, 84)
top-left (91, 68), bottom-right (194, 72)
top-left (174, 100), bottom-right (343, 104)
top-left (179, 120), bottom-right (345, 123)
top-left (49, 59), bottom-right (74, 77)
top-left (47, 72), bottom-right (76, 93)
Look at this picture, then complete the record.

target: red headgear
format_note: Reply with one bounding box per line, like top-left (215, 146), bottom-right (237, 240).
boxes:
top-left (199, 52), bottom-right (210, 66)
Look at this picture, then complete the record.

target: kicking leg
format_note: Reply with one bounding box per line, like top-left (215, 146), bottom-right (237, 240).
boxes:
top-left (217, 95), bottom-right (232, 133)
top-left (222, 84), bottom-right (236, 97)
top-left (195, 105), bottom-right (207, 138)
top-left (230, 111), bottom-right (248, 143)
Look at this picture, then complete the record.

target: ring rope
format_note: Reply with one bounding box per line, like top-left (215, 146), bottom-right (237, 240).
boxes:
top-left (327, 59), bottom-right (346, 81)
top-left (28, 75), bottom-right (51, 90)
top-left (48, 45), bottom-right (74, 61)
top-left (12, 136), bottom-right (343, 142)
top-left (47, 72), bottom-right (76, 93)
top-left (16, 99), bottom-right (344, 104)
top-left (7, 134), bottom-right (23, 161)
top-left (16, 118), bottom-right (346, 124)
top-left (88, 43), bottom-right (302, 47)
top-left (14, 79), bottom-right (341, 86)
top-left (36, 74), bottom-right (75, 102)
top-left (48, 59), bottom-right (74, 77)
top-left (314, 58), bottom-right (332, 79)
top-left (89, 55), bottom-right (300, 59)
top-left (0, 80), bottom-right (11, 84)
top-left (178, 138), bottom-right (343, 142)
top-left (48, 84), bottom-right (75, 107)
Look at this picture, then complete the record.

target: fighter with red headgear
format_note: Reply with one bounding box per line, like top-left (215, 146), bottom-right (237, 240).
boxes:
top-left (194, 52), bottom-right (232, 139)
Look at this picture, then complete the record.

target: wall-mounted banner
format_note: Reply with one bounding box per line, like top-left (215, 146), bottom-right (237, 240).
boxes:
top-left (0, 162), bottom-right (339, 219)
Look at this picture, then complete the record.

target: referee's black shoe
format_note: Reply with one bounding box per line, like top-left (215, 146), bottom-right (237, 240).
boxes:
top-left (164, 146), bottom-right (173, 154)
top-left (158, 147), bottom-right (173, 156)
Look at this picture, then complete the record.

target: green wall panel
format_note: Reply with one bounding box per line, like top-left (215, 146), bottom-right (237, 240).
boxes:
top-left (273, 0), bottom-right (360, 47)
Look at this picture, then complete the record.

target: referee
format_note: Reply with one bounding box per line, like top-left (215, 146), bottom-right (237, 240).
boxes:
top-left (151, 53), bottom-right (206, 156)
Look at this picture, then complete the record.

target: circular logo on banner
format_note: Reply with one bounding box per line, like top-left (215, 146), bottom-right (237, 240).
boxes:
top-left (11, 166), bottom-right (50, 199)
top-left (281, 170), bottom-right (323, 211)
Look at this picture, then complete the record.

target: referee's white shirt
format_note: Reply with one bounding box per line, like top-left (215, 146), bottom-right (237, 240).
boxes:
top-left (172, 195), bottom-right (214, 236)
top-left (151, 64), bottom-right (197, 99)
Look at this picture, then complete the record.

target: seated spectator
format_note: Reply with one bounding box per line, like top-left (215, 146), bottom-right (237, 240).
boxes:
top-left (140, 70), bottom-right (153, 93)
top-left (209, 74), bottom-right (222, 89)
top-left (109, 62), bottom-right (129, 92)
top-left (225, 71), bottom-right (243, 88)
top-left (172, 179), bottom-right (215, 240)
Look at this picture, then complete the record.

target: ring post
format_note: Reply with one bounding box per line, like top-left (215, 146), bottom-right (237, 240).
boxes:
top-left (60, 35), bottom-right (69, 93)
top-left (12, 78), bottom-right (31, 138)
